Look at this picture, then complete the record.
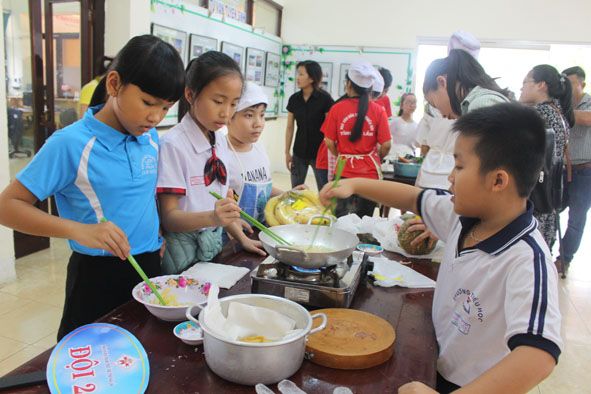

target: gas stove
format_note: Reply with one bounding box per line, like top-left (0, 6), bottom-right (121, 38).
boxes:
top-left (250, 251), bottom-right (372, 308)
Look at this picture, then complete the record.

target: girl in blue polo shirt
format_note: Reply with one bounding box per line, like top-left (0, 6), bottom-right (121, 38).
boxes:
top-left (0, 35), bottom-right (185, 340)
top-left (157, 51), bottom-right (266, 275)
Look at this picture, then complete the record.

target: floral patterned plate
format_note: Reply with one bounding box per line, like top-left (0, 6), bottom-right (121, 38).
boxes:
top-left (132, 275), bottom-right (211, 321)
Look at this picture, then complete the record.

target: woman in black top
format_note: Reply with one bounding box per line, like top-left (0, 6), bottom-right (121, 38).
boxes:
top-left (285, 60), bottom-right (334, 190)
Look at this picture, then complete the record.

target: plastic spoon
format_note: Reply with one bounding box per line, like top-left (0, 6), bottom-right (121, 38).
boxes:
top-left (100, 217), bottom-right (167, 306)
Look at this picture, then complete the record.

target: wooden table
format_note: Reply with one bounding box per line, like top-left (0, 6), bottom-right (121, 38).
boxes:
top-left (1, 243), bottom-right (439, 393)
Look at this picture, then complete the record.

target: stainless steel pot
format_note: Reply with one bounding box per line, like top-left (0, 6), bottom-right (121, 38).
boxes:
top-left (185, 294), bottom-right (327, 386)
top-left (258, 223), bottom-right (359, 268)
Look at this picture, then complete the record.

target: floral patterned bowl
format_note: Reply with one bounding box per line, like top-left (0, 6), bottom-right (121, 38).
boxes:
top-left (132, 275), bottom-right (210, 322)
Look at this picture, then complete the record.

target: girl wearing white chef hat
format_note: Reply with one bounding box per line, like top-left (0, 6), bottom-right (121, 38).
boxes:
top-left (448, 29), bottom-right (481, 59)
top-left (225, 82), bottom-right (308, 227)
top-left (322, 59), bottom-right (392, 218)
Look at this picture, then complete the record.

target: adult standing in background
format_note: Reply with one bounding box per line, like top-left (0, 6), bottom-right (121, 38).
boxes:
top-left (519, 64), bottom-right (575, 251)
top-left (285, 60), bottom-right (334, 190)
top-left (557, 66), bottom-right (591, 275)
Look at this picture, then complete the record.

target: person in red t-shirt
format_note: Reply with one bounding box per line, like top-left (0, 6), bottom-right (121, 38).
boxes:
top-left (322, 59), bottom-right (391, 218)
top-left (372, 67), bottom-right (393, 118)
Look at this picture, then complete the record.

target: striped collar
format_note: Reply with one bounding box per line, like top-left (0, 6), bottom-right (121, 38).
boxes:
top-left (458, 200), bottom-right (537, 256)
top-left (84, 105), bottom-right (152, 150)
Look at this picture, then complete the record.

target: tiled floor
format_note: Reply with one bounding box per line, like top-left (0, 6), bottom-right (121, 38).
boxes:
top-left (0, 172), bottom-right (590, 393)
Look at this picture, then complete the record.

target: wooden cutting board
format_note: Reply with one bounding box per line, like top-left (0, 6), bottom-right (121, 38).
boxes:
top-left (306, 308), bottom-right (395, 370)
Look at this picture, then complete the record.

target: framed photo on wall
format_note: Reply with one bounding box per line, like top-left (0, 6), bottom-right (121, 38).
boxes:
top-left (339, 63), bottom-right (351, 97)
top-left (221, 42), bottom-right (244, 71)
top-left (151, 24), bottom-right (187, 63)
top-left (189, 34), bottom-right (217, 60)
top-left (245, 47), bottom-right (265, 85)
top-left (264, 52), bottom-right (280, 87)
top-left (318, 62), bottom-right (333, 92)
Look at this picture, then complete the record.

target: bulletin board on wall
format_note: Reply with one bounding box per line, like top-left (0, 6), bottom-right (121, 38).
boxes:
top-left (279, 45), bottom-right (415, 116)
top-left (151, 0), bottom-right (282, 126)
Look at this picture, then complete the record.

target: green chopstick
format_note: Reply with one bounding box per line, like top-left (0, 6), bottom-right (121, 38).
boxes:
top-left (208, 191), bottom-right (291, 246)
top-left (100, 217), bottom-right (167, 306)
top-left (309, 157), bottom-right (347, 248)
top-left (329, 157), bottom-right (347, 215)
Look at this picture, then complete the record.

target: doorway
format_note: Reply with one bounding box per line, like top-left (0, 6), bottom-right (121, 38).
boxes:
top-left (3, 0), bottom-right (104, 258)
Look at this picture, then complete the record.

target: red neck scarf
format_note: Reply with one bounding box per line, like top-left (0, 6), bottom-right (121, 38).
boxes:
top-left (204, 130), bottom-right (227, 186)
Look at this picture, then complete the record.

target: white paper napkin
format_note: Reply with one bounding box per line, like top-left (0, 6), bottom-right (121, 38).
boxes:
top-left (203, 285), bottom-right (301, 341)
top-left (373, 216), bottom-right (445, 261)
top-left (369, 256), bottom-right (436, 288)
top-left (182, 262), bottom-right (249, 289)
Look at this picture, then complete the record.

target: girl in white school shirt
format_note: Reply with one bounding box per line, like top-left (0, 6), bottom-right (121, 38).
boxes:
top-left (0, 35), bottom-right (185, 340)
top-left (157, 52), bottom-right (265, 275)
top-left (389, 92), bottom-right (419, 152)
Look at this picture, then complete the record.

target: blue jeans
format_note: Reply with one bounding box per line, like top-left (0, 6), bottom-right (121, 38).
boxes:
top-left (560, 166), bottom-right (591, 264)
top-left (290, 154), bottom-right (327, 191)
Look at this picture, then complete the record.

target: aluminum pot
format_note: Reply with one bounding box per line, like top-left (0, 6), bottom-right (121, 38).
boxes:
top-left (185, 294), bottom-right (327, 386)
top-left (258, 223), bottom-right (359, 268)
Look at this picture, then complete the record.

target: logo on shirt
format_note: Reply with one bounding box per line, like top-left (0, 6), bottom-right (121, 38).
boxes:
top-left (190, 176), bottom-right (205, 186)
top-left (339, 114), bottom-right (375, 136)
top-left (141, 155), bottom-right (157, 175)
top-left (243, 166), bottom-right (270, 183)
top-left (450, 288), bottom-right (485, 335)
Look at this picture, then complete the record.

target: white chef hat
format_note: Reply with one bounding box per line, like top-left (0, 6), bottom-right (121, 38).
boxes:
top-left (371, 67), bottom-right (385, 94)
top-left (348, 59), bottom-right (376, 89)
top-left (448, 30), bottom-right (481, 59)
top-left (236, 81), bottom-right (269, 113)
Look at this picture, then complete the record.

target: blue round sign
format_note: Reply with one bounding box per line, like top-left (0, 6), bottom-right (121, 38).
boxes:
top-left (46, 323), bottom-right (149, 394)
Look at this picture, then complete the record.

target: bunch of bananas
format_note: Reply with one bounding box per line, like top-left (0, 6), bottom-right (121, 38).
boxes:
top-left (264, 190), bottom-right (335, 226)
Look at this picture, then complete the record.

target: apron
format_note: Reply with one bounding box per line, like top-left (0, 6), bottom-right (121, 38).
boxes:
top-left (415, 147), bottom-right (454, 189)
top-left (228, 138), bottom-right (273, 223)
top-left (338, 148), bottom-right (383, 180)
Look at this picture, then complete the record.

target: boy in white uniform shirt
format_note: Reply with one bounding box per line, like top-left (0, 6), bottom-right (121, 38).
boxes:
top-left (320, 103), bottom-right (562, 394)
top-left (226, 82), bottom-right (276, 222)
top-left (226, 82), bottom-right (305, 226)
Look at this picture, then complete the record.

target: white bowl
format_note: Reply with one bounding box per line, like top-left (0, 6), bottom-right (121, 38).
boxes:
top-left (357, 243), bottom-right (384, 255)
top-left (174, 321), bottom-right (203, 345)
top-left (132, 275), bottom-right (210, 321)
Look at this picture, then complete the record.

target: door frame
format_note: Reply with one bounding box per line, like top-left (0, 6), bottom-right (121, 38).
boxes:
top-left (14, 0), bottom-right (104, 259)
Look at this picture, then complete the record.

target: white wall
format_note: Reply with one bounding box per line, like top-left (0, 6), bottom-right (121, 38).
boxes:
top-left (270, 0), bottom-right (591, 179)
top-left (105, 0), bottom-right (151, 56)
top-left (0, 0), bottom-right (17, 284)
top-left (281, 0), bottom-right (591, 48)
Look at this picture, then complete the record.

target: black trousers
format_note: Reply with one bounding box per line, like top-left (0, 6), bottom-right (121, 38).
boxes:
top-left (334, 177), bottom-right (377, 218)
top-left (57, 250), bottom-right (161, 341)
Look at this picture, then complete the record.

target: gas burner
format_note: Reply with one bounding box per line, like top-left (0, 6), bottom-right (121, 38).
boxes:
top-left (291, 266), bottom-right (321, 274)
top-left (285, 265), bottom-right (339, 285)
top-left (251, 251), bottom-right (373, 308)
top-left (287, 266), bottom-right (323, 282)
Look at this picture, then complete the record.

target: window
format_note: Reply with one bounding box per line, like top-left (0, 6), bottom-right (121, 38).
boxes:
top-left (414, 42), bottom-right (591, 120)
top-left (253, 0), bottom-right (282, 37)
top-left (208, 0), bottom-right (250, 24)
